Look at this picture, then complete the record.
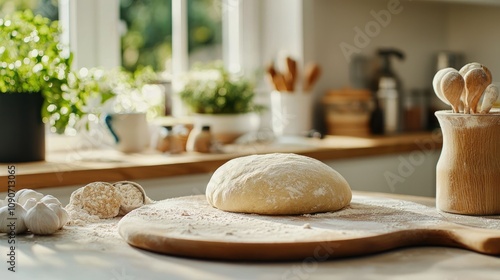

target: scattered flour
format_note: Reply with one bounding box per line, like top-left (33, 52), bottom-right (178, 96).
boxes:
top-left (119, 195), bottom-right (500, 244)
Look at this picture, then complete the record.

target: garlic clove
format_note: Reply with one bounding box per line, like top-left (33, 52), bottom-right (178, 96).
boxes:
top-left (24, 202), bottom-right (60, 235)
top-left (47, 203), bottom-right (70, 229)
top-left (58, 208), bottom-right (70, 229)
top-left (40, 195), bottom-right (62, 206)
top-left (14, 189), bottom-right (44, 205)
top-left (0, 203), bottom-right (28, 234)
top-left (22, 198), bottom-right (38, 211)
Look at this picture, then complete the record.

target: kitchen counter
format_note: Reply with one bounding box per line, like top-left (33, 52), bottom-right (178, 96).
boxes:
top-left (0, 132), bottom-right (443, 192)
top-left (0, 191), bottom-right (498, 280)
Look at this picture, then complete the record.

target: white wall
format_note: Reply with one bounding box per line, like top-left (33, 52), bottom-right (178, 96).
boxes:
top-left (447, 3), bottom-right (500, 83)
top-left (310, 0), bottom-right (449, 94)
top-left (308, 0), bottom-right (500, 94)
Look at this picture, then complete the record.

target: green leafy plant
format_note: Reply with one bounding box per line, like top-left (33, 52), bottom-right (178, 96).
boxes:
top-left (0, 10), bottom-right (76, 133)
top-left (56, 66), bottom-right (158, 132)
top-left (179, 64), bottom-right (262, 114)
top-left (0, 10), bottom-right (158, 133)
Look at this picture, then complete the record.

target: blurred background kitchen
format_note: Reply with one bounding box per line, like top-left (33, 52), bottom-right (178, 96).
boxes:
top-left (4, 0), bottom-right (499, 130)
top-left (1, 0), bottom-right (499, 201)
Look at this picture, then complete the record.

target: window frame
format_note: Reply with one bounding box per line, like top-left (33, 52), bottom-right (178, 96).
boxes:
top-left (59, 0), bottom-right (258, 72)
top-left (59, 0), bottom-right (260, 116)
top-left (59, 0), bottom-right (121, 69)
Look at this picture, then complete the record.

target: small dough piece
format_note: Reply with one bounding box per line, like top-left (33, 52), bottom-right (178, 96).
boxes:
top-left (69, 187), bottom-right (83, 207)
top-left (113, 181), bottom-right (150, 216)
top-left (206, 153), bottom-right (352, 215)
top-left (81, 182), bottom-right (122, 218)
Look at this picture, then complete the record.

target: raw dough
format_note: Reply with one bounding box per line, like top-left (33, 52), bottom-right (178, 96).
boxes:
top-left (81, 182), bottom-right (122, 219)
top-left (113, 181), bottom-right (149, 216)
top-left (206, 153), bottom-right (352, 215)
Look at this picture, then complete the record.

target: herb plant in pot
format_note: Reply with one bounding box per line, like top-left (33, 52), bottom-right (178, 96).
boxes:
top-left (0, 11), bottom-right (74, 162)
top-left (179, 65), bottom-right (262, 144)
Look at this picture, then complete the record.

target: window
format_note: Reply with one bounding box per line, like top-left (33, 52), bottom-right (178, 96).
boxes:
top-left (120, 0), bottom-right (222, 73)
top-left (120, 0), bottom-right (172, 72)
top-left (8, 0), bottom-right (258, 117)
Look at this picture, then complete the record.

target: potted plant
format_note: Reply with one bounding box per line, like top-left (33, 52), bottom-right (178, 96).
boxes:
top-left (0, 10), bottom-right (75, 162)
top-left (0, 11), bottom-right (153, 162)
top-left (179, 64), bottom-right (263, 143)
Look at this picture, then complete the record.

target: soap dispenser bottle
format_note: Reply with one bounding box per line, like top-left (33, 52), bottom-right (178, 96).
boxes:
top-left (370, 48), bottom-right (405, 135)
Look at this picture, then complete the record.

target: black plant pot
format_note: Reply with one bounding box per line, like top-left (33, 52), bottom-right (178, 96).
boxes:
top-left (0, 92), bottom-right (45, 162)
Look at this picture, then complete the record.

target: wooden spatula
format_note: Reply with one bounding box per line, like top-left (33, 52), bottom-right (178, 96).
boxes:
top-left (441, 71), bottom-right (465, 113)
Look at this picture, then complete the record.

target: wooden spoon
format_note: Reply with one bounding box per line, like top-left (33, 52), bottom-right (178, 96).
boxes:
top-left (460, 63), bottom-right (492, 113)
top-left (440, 71), bottom-right (465, 113)
top-left (285, 57), bottom-right (297, 91)
top-left (432, 67), bottom-right (456, 105)
top-left (266, 64), bottom-right (278, 90)
top-left (304, 63), bottom-right (321, 92)
top-left (459, 62), bottom-right (492, 84)
top-left (464, 68), bottom-right (490, 114)
top-left (459, 62), bottom-right (481, 76)
top-left (266, 64), bottom-right (288, 92)
top-left (480, 84), bottom-right (500, 114)
top-left (482, 65), bottom-right (493, 84)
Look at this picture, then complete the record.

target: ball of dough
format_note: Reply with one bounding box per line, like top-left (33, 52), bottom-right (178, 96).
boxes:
top-left (206, 153), bottom-right (352, 215)
top-left (81, 182), bottom-right (122, 218)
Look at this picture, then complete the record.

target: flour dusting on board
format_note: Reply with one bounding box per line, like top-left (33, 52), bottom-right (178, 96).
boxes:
top-left (119, 195), bottom-right (500, 243)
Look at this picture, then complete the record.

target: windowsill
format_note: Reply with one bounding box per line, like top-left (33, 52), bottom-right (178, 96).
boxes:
top-left (0, 132), bottom-right (442, 192)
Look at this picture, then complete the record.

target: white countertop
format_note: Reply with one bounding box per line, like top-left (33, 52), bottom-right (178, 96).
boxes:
top-left (1, 236), bottom-right (499, 280)
top-left (1, 192), bottom-right (499, 280)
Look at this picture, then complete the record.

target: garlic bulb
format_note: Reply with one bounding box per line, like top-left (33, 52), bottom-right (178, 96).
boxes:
top-left (47, 203), bottom-right (70, 229)
top-left (24, 202), bottom-right (60, 235)
top-left (14, 189), bottom-right (43, 205)
top-left (23, 198), bottom-right (38, 211)
top-left (0, 203), bottom-right (28, 234)
top-left (40, 195), bottom-right (62, 206)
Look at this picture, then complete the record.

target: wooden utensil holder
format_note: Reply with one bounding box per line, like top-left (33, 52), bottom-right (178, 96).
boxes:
top-left (435, 110), bottom-right (500, 215)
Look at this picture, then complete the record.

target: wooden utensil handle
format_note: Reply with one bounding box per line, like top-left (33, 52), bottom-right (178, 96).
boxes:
top-left (423, 224), bottom-right (500, 255)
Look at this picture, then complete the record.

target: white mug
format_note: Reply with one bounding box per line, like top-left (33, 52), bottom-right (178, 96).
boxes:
top-left (104, 112), bottom-right (150, 153)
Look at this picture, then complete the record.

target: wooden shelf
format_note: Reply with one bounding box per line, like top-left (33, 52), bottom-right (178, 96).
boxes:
top-left (0, 132), bottom-right (442, 192)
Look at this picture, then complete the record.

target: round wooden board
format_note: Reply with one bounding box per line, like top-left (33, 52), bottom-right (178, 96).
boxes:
top-left (118, 195), bottom-right (500, 261)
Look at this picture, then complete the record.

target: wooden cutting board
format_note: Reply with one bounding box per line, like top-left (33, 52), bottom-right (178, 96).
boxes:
top-left (118, 195), bottom-right (500, 261)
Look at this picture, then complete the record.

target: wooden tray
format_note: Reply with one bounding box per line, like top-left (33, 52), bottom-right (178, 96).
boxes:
top-left (118, 195), bottom-right (500, 261)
